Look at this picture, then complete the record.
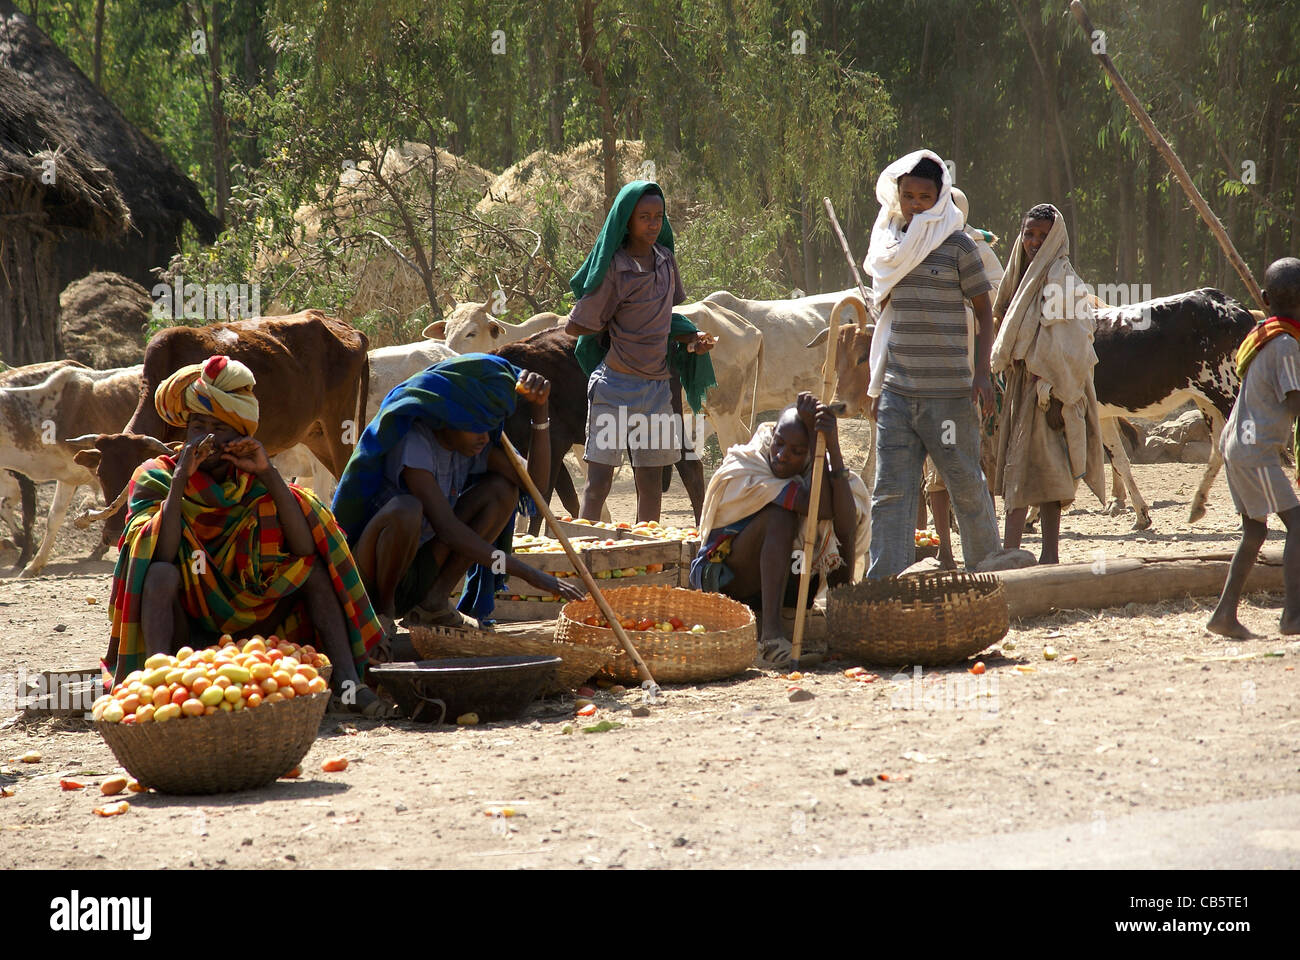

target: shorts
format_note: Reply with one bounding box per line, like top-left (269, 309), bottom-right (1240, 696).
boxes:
top-left (1224, 456), bottom-right (1300, 521)
top-left (585, 362), bottom-right (680, 468)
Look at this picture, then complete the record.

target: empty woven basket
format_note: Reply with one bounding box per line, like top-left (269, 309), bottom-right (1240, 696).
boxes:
top-left (826, 571), bottom-right (1009, 666)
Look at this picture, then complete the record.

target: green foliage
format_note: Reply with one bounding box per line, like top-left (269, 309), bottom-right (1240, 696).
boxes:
top-left (24, 0), bottom-right (1298, 327)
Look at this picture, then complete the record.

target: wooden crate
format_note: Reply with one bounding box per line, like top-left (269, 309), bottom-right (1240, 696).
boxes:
top-left (17, 667), bottom-right (105, 718)
top-left (449, 537), bottom-right (689, 622)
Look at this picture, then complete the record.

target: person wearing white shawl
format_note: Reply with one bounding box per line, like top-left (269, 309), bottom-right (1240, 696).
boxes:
top-left (923, 186), bottom-right (1006, 568)
top-left (862, 150), bottom-right (1001, 578)
top-left (991, 203), bottom-right (1106, 565)
top-left (689, 394), bottom-right (870, 666)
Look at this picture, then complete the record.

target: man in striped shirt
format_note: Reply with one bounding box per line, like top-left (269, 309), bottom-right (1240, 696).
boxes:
top-left (864, 153), bottom-right (1001, 578)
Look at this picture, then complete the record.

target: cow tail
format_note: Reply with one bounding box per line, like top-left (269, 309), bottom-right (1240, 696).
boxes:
top-left (1116, 417), bottom-right (1140, 453)
top-left (748, 336), bottom-right (764, 434)
top-left (15, 471), bottom-right (35, 568)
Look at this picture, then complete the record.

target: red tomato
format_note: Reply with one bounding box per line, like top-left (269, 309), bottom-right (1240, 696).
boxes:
top-left (635, 618), bottom-right (655, 631)
top-left (970, 661), bottom-right (986, 675)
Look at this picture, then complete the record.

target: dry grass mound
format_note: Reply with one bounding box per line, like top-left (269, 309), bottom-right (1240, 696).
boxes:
top-left (477, 139), bottom-right (690, 231)
top-left (59, 271), bottom-right (150, 368)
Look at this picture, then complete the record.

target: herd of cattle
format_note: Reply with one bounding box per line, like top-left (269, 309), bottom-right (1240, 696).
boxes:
top-left (0, 285), bottom-right (1260, 578)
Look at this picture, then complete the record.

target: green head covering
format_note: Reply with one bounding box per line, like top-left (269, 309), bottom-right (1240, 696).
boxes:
top-left (570, 180), bottom-right (715, 414)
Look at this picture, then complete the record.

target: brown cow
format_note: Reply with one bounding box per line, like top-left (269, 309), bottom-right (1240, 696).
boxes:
top-left (74, 310), bottom-right (368, 544)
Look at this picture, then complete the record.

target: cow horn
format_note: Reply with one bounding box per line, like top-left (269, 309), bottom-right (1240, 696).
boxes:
top-left (74, 483), bottom-right (131, 528)
top-left (805, 327), bottom-right (830, 349)
top-left (61, 433), bottom-right (103, 450)
top-left (138, 436), bottom-right (173, 457)
top-left (831, 294), bottom-right (870, 332)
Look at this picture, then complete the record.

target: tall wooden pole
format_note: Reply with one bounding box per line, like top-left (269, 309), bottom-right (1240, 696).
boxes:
top-left (1068, 0), bottom-right (1266, 311)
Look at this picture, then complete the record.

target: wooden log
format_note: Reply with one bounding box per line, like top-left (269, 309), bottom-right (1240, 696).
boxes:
top-left (995, 547), bottom-right (1285, 619)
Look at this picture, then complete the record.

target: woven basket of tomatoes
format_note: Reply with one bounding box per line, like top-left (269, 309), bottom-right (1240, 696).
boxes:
top-left (557, 585), bottom-right (756, 684)
top-left (92, 636), bottom-right (331, 795)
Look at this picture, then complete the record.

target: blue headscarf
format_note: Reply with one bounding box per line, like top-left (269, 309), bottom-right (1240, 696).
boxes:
top-left (332, 353), bottom-right (526, 620)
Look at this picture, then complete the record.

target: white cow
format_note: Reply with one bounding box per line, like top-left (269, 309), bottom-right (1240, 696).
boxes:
top-left (422, 301), bottom-right (563, 353)
top-left (697, 289), bottom-right (864, 450)
top-left (0, 363), bottom-right (143, 576)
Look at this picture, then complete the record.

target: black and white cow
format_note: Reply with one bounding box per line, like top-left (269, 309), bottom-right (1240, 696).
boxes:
top-left (1093, 287), bottom-right (1257, 529)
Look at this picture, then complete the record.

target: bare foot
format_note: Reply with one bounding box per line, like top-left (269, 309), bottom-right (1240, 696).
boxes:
top-left (937, 551), bottom-right (958, 571)
top-left (1205, 615), bottom-right (1257, 639)
top-left (1279, 615), bottom-right (1300, 635)
top-left (404, 604), bottom-right (479, 629)
top-left (1038, 554), bottom-right (1059, 566)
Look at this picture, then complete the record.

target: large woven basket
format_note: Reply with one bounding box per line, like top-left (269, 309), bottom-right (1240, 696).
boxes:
top-left (95, 692), bottom-right (329, 795)
top-left (826, 571), bottom-right (1009, 666)
top-left (557, 585), bottom-right (756, 684)
top-left (409, 623), bottom-right (615, 692)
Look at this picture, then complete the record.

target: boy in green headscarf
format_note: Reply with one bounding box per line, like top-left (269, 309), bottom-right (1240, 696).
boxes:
top-left (565, 181), bottom-right (716, 522)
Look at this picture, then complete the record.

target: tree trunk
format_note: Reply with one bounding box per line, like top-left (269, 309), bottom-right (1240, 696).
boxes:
top-left (190, 1), bottom-right (231, 225)
top-left (1115, 145), bottom-right (1128, 282)
top-left (427, 123), bottom-right (442, 321)
top-left (800, 192), bottom-right (814, 293)
top-left (1145, 144), bottom-right (1162, 288)
top-left (576, 0), bottom-right (618, 214)
top-left (92, 0), bottom-right (105, 88)
top-left (1263, 93), bottom-right (1283, 266)
top-left (912, 17), bottom-right (931, 146)
top-left (545, 10), bottom-right (564, 150)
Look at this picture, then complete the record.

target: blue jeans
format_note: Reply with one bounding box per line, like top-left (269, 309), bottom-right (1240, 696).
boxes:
top-left (868, 389), bottom-right (1000, 579)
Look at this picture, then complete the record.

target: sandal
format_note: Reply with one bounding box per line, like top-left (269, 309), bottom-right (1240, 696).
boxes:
top-left (757, 637), bottom-right (793, 669)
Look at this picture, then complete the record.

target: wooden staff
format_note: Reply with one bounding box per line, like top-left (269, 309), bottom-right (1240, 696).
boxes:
top-left (790, 297), bottom-right (841, 665)
top-left (823, 197), bottom-right (875, 319)
top-left (498, 435), bottom-right (659, 691)
top-left (1068, 0), bottom-right (1266, 311)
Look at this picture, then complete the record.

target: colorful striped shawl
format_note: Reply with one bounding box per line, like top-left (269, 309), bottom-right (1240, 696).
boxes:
top-left (107, 456), bottom-right (382, 680)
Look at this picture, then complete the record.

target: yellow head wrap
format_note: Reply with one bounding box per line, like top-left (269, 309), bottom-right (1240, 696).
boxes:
top-left (154, 355), bottom-right (259, 436)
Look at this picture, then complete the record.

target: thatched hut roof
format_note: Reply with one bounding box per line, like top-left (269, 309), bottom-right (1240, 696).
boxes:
top-left (0, 0), bottom-right (219, 247)
top-left (0, 65), bottom-right (128, 235)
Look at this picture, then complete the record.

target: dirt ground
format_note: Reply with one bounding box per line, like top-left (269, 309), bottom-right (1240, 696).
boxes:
top-left (2, 439), bottom-right (1298, 869)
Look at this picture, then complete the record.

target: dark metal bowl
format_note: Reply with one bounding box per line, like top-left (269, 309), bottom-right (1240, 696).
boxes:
top-left (369, 656), bottom-right (561, 723)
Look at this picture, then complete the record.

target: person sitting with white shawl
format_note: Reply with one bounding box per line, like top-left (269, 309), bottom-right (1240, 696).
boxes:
top-left (991, 203), bottom-right (1106, 565)
top-left (863, 150), bottom-right (1001, 578)
top-left (689, 393), bottom-right (870, 667)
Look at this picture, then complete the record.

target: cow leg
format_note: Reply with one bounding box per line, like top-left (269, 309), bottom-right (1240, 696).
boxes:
top-left (1189, 406), bottom-right (1226, 524)
top-left (1100, 419), bottom-right (1129, 516)
top-left (1103, 418), bottom-right (1151, 530)
top-left (20, 481), bottom-right (78, 578)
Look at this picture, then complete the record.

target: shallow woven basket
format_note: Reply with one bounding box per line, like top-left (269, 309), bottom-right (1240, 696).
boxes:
top-left (826, 571), bottom-right (1008, 666)
top-left (95, 692), bottom-right (329, 795)
top-left (409, 624), bottom-right (615, 691)
top-left (557, 585), bottom-right (756, 684)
